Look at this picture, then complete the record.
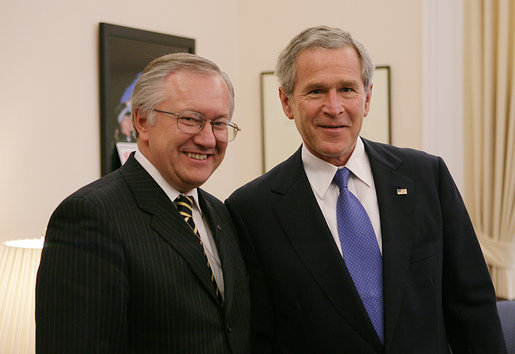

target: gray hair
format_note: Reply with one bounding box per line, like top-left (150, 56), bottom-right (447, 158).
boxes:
top-left (131, 52), bottom-right (235, 134)
top-left (276, 26), bottom-right (375, 97)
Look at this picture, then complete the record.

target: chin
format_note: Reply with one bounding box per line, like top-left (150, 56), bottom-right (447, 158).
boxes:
top-left (319, 146), bottom-right (350, 157)
top-left (189, 173), bottom-right (214, 187)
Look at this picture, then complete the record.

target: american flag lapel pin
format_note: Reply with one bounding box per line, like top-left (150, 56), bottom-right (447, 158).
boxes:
top-left (396, 188), bottom-right (408, 195)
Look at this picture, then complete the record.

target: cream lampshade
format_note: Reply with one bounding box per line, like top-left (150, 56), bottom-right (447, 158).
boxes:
top-left (0, 238), bottom-right (43, 354)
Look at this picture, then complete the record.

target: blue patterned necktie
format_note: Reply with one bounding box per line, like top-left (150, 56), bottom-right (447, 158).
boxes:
top-left (334, 167), bottom-right (384, 343)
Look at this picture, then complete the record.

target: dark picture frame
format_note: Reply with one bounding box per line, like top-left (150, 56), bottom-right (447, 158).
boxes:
top-left (99, 23), bottom-right (195, 175)
top-left (260, 66), bottom-right (391, 172)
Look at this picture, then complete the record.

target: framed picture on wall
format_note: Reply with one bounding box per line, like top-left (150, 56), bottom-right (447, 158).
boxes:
top-left (99, 23), bottom-right (195, 175)
top-left (260, 66), bottom-right (391, 172)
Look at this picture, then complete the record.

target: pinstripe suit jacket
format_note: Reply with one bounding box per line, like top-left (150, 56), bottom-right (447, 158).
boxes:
top-left (36, 154), bottom-right (250, 353)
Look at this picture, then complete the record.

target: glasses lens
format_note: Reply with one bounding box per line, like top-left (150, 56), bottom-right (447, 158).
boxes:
top-left (176, 111), bottom-right (239, 142)
top-left (210, 121), bottom-right (229, 142)
top-left (177, 112), bottom-right (203, 134)
top-left (225, 123), bottom-right (239, 142)
top-left (214, 121), bottom-right (239, 142)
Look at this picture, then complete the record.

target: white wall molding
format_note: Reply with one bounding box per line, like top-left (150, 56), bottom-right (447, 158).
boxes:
top-left (422, 0), bottom-right (464, 191)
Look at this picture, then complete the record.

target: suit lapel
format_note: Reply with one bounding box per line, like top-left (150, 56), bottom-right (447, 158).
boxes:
top-left (199, 190), bottom-right (244, 313)
top-left (120, 155), bottom-right (222, 305)
top-left (199, 189), bottom-right (235, 311)
top-left (363, 139), bottom-right (415, 350)
top-left (271, 149), bottom-right (382, 349)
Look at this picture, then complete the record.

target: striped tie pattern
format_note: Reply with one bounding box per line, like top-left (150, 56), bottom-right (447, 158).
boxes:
top-left (175, 195), bottom-right (224, 305)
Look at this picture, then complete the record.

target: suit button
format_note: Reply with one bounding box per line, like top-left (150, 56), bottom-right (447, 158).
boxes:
top-left (226, 324), bottom-right (232, 333)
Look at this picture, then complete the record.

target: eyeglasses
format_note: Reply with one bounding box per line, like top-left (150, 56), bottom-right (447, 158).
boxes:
top-left (153, 109), bottom-right (241, 142)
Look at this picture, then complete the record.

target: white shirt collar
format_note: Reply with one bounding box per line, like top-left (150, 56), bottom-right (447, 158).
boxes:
top-left (345, 137), bottom-right (373, 188)
top-left (302, 137), bottom-right (373, 199)
top-left (134, 151), bottom-right (202, 214)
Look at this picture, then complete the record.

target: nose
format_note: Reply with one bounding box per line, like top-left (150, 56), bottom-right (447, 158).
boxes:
top-left (193, 121), bottom-right (217, 147)
top-left (322, 90), bottom-right (344, 116)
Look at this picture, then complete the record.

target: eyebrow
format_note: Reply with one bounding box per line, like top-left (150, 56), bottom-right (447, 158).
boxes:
top-left (182, 110), bottom-right (230, 121)
top-left (302, 83), bottom-right (325, 92)
top-left (336, 79), bottom-right (362, 88)
top-left (302, 79), bottom-right (361, 92)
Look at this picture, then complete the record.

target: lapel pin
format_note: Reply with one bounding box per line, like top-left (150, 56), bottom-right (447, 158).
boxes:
top-left (396, 188), bottom-right (408, 195)
top-left (217, 225), bottom-right (222, 231)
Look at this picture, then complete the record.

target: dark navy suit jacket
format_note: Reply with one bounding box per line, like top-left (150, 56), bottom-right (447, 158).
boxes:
top-left (226, 139), bottom-right (506, 353)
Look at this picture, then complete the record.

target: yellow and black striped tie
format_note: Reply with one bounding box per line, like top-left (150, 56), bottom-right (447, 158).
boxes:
top-left (174, 195), bottom-right (223, 305)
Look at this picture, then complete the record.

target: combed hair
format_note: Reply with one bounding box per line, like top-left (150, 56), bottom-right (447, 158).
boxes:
top-left (131, 52), bottom-right (235, 134)
top-left (276, 26), bottom-right (375, 97)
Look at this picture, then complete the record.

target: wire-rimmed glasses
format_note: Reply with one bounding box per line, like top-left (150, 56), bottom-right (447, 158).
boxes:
top-left (153, 109), bottom-right (241, 142)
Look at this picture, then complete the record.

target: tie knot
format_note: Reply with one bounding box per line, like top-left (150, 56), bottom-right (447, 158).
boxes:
top-left (334, 167), bottom-right (351, 189)
top-left (175, 195), bottom-right (194, 217)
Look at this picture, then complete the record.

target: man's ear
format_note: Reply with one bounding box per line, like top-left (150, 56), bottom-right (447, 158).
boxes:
top-left (279, 87), bottom-right (294, 120)
top-left (363, 83), bottom-right (373, 117)
top-left (133, 107), bottom-right (149, 141)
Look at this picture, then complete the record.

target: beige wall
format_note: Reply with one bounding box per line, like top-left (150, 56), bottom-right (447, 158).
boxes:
top-left (0, 0), bottom-right (423, 244)
top-left (0, 0), bottom-right (238, 243)
top-left (234, 0), bottom-right (423, 186)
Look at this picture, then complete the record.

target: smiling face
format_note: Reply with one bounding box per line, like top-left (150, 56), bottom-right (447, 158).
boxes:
top-left (279, 46), bottom-right (372, 166)
top-left (135, 70), bottom-right (230, 193)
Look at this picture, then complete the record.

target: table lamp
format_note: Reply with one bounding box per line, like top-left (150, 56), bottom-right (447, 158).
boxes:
top-left (0, 237), bottom-right (43, 354)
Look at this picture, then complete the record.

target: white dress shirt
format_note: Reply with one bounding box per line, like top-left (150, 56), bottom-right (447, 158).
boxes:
top-left (302, 137), bottom-right (383, 254)
top-left (134, 151), bottom-right (225, 297)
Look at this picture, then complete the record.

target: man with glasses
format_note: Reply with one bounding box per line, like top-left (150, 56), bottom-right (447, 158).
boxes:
top-left (36, 53), bottom-right (250, 353)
